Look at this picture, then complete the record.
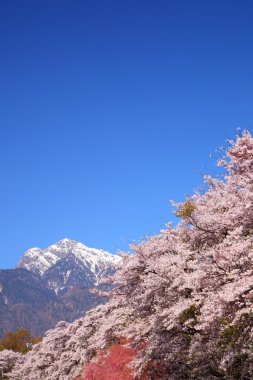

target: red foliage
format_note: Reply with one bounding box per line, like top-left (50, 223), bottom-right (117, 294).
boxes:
top-left (140, 359), bottom-right (169, 380)
top-left (74, 341), bottom-right (146, 380)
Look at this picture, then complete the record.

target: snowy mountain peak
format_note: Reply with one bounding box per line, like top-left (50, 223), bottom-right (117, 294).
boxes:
top-left (60, 238), bottom-right (76, 243)
top-left (17, 239), bottom-right (121, 277)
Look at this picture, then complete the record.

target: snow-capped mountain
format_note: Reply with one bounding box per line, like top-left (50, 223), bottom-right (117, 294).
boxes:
top-left (17, 238), bottom-right (121, 278)
top-left (0, 239), bottom-right (121, 337)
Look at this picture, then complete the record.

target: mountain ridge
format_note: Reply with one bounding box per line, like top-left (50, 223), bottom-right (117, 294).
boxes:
top-left (17, 238), bottom-right (120, 279)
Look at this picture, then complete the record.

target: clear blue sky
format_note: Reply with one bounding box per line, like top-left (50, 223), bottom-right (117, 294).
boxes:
top-left (1, 0), bottom-right (253, 268)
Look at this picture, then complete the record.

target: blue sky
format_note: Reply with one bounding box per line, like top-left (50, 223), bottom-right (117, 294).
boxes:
top-left (1, 0), bottom-right (253, 268)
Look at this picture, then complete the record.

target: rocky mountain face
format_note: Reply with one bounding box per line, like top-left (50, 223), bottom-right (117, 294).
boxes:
top-left (0, 239), bottom-right (121, 337)
top-left (17, 238), bottom-right (120, 278)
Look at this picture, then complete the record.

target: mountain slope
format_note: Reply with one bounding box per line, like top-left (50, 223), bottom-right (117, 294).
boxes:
top-left (0, 269), bottom-right (58, 336)
top-left (43, 252), bottom-right (95, 294)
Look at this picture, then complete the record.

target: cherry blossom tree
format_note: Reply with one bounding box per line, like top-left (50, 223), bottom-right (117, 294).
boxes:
top-left (0, 350), bottom-right (22, 380)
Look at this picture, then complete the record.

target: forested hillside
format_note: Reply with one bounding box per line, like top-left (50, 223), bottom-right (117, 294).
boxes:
top-left (2, 131), bottom-right (253, 380)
